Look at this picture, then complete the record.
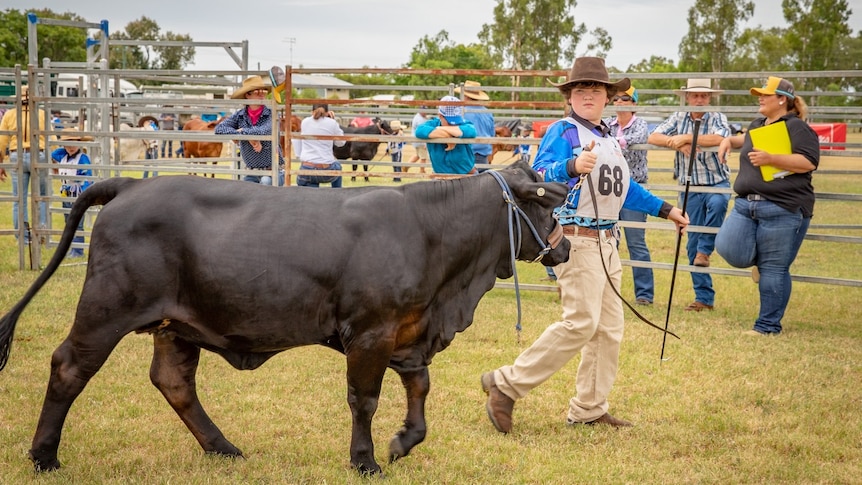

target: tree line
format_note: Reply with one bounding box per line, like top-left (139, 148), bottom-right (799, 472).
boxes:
top-left (2, 0), bottom-right (860, 106)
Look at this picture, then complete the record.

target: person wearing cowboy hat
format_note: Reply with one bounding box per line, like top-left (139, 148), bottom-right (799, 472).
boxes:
top-left (0, 84), bottom-right (50, 242)
top-left (414, 95), bottom-right (477, 175)
top-left (215, 75), bottom-right (285, 186)
top-left (50, 128), bottom-right (95, 258)
top-left (456, 81), bottom-right (495, 170)
top-left (648, 78), bottom-right (732, 312)
top-left (481, 57), bottom-right (689, 434)
top-left (387, 120), bottom-right (406, 182)
top-left (715, 77), bottom-right (819, 336)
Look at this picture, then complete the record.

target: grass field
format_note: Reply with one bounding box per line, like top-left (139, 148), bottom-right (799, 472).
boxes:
top-left (0, 140), bottom-right (860, 484)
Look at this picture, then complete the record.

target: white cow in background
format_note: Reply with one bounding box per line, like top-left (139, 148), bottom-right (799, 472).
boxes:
top-left (115, 116), bottom-right (159, 162)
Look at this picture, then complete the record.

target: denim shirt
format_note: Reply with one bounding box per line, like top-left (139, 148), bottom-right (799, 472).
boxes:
top-left (215, 106), bottom-right (284, 169)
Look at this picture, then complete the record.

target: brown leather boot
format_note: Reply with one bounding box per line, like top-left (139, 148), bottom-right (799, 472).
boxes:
top-left (567, 412), bottom-right (633, 428)
top-left (481, 372), bottom-right (515, 434)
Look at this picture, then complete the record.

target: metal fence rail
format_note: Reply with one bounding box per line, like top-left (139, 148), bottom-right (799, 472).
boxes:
top-left (1, 66), bottom-right (860, 291)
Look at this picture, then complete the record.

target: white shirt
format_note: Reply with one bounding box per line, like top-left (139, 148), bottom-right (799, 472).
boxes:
top-left (294, 116), bottom-right (346, 164)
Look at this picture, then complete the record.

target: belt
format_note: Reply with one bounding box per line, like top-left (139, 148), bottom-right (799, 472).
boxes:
top-left (562, 225), bottom-right (614, 239)
top-left (301, 162), bottom-right (334, 169)
top-left (745, 194), bottom-right (767, 201)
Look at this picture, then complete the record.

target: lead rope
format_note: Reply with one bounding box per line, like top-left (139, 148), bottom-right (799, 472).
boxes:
top-left (579, 141), bottom-right (680, 339)
top-left (584, 175), bottom-right (679, 339)
top-left (488, 170), bottom-right (555, 344)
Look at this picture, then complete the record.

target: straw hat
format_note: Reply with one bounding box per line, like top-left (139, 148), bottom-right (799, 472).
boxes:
top-left (59, 127), bottom-right (93, 142)
top-left (231, 75), bottom-right (272, 99)
top-left (673, 78), bottom-right (724, 95)
top-left (549, 57), bottom-right (630, 93)
top-left (454, 80), bottom-right (490, 101)
top-left (390, 120), bottom-right (404, 132)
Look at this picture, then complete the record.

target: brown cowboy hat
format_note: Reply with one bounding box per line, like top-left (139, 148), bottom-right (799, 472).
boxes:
top-left (231, 75), bottom-right (272, 99)
top-left (137, 115), bottom-right (159, 128)
top-left (549, 57), bottom-right (630, 93)
top-left (454, 80), bottom-right (490, 101)
top-left (59, 127), bottom-right (94, 142)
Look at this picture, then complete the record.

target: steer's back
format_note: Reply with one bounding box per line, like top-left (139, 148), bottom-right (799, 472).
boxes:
top-left (83, 176), bottom-right (432, 353)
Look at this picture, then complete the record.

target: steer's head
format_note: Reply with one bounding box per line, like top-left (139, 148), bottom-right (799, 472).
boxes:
top-left (495, 161), bottom-right (571, 275)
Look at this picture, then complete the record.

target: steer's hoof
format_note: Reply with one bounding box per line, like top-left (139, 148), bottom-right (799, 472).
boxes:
top-left (389, 435), bottom-right (407, 463)
top-left (354, 463), bottom-right (383, 477)
top-left (29, 450), bottom-right (61, 472)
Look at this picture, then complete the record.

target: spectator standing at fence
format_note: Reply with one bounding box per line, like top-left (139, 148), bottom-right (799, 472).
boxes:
top-left (414, 95), bottom-right (477, 175)
top-left (407, 110), bottom-right (429, 173)
top-left (648, 78), bottom-right (731, 312)
top-left (0, 85), bottom-right (49, 242)
top-left (216, 76), bottom-right (285, 186)
top-left (51, 128), bottom-right (93, 258)
top-left (159, 107), bottom-right (177, 158)
top-left (294, 103), bottom-right (345, 188)
top-left (480, 57), bottom-right (689, 434)
top-left (457, 81), bottom-right (495, 171)
top-left (715, 77), bottom-right (819, 336)
top-left (606, 85), bottom-right (654, 305)
top-left (387, 120), bottom-right (405, 182)
top-left (350, 112), bottom-right (373, 128)
top-left (512, 126), bottom-right (533, 164)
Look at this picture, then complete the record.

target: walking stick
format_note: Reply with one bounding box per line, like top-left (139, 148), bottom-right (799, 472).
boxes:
top-left (660, 119), bottom-right (701, 363)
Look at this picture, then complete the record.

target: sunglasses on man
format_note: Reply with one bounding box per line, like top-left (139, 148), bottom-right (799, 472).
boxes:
top-left (612, 95), bottom-right (633, 102)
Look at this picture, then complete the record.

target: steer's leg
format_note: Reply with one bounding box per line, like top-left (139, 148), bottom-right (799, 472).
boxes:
top-left (149, 333), bottom-right (243, 458)
top-left (29, 329), bottom-right (126, 471)
top-left (345, 345), bottom-right (392, 475)
top-left (388, 367), bottom-right (429, 463)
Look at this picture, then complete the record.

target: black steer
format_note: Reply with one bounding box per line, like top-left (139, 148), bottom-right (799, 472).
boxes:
top-left (334, 117), bottom-right (392, 182)
top-left (0, 161), bottom-right (569, 475)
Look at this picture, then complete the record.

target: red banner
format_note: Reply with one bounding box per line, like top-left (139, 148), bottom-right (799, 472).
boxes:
top-left (809, 123), bottom-right (847, 151)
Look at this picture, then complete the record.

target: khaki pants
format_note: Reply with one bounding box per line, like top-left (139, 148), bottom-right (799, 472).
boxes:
top-left (494, 233), bottom-right (624, 423)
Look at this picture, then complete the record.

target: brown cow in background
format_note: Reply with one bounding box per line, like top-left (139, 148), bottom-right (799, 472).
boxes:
top-left (182, 118), bottom-right (224, 177)
top-left (278, 115), bottom-right (302, 157)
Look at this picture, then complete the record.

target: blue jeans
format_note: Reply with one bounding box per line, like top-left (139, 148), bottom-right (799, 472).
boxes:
top-left (10, 151), bottom-right (48, 235)
top-left (715, 197), bottom-right (809, 334)
top-left (619, 208), bottom-right (654, 302)
top-left (143, 146), bottom-right (159, 178)
top-left (391, 152), bottom-right (402, 182)
top-left (297, 162), bottom-right (342, 188)
top-left (160, 139), bottom-right (173, 158)
top-left (682, 182), bottom-right (730, 306)
top-left (474, 152), bottom-right (490, 172)
top-left (243, 169), bottom-right (285, 187)
top-left (63, 200), bottom-right (86, 257)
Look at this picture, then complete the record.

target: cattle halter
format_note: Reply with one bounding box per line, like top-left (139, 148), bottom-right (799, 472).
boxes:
top-left (488, 170), bottom-right (562, 338)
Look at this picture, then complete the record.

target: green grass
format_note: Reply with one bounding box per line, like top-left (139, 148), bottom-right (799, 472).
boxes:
top-left (0, 148), bottom-right (860, 484)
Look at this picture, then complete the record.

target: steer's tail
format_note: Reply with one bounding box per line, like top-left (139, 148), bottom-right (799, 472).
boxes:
top-left (0, 177), bottom-right (140, 371)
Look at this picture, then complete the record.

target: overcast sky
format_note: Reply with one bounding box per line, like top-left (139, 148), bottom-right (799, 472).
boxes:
top-left (9, 0), bottom-right (862, 72)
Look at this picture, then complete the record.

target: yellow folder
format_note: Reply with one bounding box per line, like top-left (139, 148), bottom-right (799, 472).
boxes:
top-left (748, 121), bottom-right (792, 181)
